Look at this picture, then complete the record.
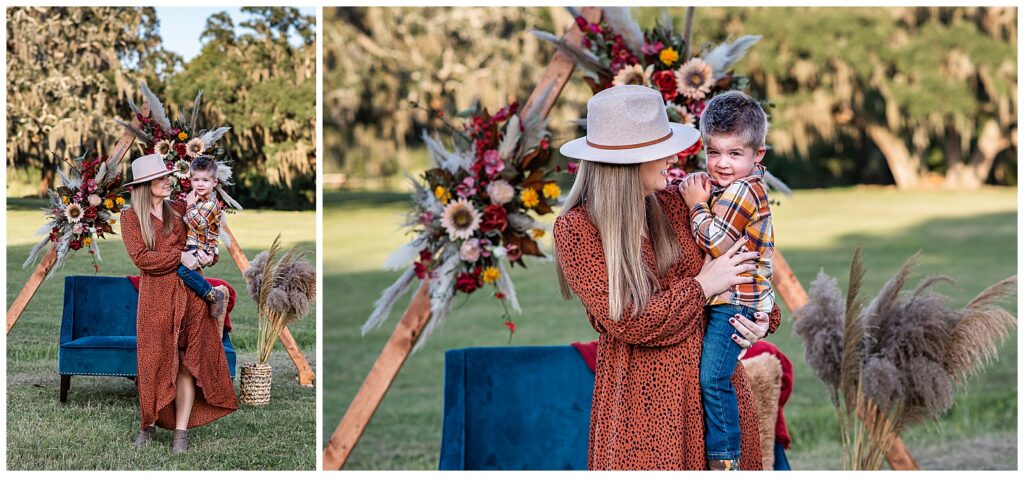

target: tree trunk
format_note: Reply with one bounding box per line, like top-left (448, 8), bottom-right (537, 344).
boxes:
top-left (945, 119), bottom-right (1009, 189)
top-left (863, 123), bottom-right (920, 189)
top-left (38, 166), bottom-right (54, 197)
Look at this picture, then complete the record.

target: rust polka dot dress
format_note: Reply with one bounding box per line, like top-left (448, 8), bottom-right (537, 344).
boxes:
top-left (553, 186), bottom-right (781, 470)
top-left (121, 200), bottom-right (239, 430)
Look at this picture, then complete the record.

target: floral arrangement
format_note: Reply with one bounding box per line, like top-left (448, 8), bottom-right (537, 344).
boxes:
top-left (794, 247), bottom-right (1017, 469)
top-left (23, 152), bottom-right (128, 276)
top-left (535, 8), bottom-right (769, 179)
top-left (362, 94), bottom-right (567, 350)
top-left (244, 234), bottom-right (316, 364)
top-left (117, 82), bottom-right (242, 209)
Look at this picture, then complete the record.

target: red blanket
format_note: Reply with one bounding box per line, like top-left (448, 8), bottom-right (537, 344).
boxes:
top-left (571, 339), bottom-right (792, 449)
top-left (127, 275), bottom-right (234, 332)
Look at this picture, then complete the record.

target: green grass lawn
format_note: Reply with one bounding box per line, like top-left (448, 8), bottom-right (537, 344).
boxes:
top-left (6, 200), bottom-right (317, 470)
top-left (323, 186), bottom-right (1017, 470)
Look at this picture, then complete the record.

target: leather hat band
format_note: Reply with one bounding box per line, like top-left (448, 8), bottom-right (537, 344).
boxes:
top-left (585, 131), bottom-right (673, 150)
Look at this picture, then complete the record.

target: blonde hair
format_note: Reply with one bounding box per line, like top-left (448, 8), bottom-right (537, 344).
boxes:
top-left (555, 160), bottom-right (679, 321)
top-left (130, 183), bottom-right (179, 250)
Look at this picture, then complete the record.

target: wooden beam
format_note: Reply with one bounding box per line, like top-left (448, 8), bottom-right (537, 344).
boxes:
top-left (772, 249), bottom-right (918, 470)
top-left (324, 281), bottom-right (433, 469)
top-left (6, 247), bottom-right (57, 334)
top-left (323, 8), bottom-right (604, 470)
top-left (222, 223), bottom-right (315, 387)
top-left (7, 103), bottom-right (150, 334)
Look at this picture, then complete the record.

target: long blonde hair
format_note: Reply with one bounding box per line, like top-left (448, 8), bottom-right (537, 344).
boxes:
top-left (555, 160), bottom-right (680, 321)
top-left (130, 183), bottom-right (179, 250)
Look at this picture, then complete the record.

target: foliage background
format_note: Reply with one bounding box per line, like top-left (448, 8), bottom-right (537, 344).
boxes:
top-left (323, 6), bottom-right (1016, 190)
top-left (6, 6), bottom-right (316, 209)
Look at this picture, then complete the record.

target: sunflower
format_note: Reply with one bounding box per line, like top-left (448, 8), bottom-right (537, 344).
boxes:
top-left (64, 203), bottom-right (84, 223)
top-left (154, 139), bottom-right (173, 158)
top-left (669, 105), bottom-right (696, 127)
top-left (440, 198), bottom-right (482, 240)
top-left (185, 137), bottom-right (206, 158)
top-left (173, 159), bottom-right (191, 179)
top-left (675, 57), bottom-right (714, 100)
top-left (612, 63), bottom-right (654, 87)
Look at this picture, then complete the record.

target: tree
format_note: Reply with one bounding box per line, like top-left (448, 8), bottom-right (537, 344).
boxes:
top-left (322, 7), bottom-right (593, 185)
top-left (690, 7), bottom-right (1016, 189)
top-left (6, 7), bottom-right (180, 195)
top-left (166, 7), bottom-right (316, 209)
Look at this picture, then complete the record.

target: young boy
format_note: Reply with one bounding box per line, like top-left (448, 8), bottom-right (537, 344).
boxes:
top-left (178, 155), bottom-right (229, 331)
top-left (679, 91), bottom-right (775, 470)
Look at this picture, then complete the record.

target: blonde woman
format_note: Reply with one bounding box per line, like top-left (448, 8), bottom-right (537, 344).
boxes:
top-left (554, 85), bottom-right (781, 470)
top-left (120, 153), bottom-right (238, 453)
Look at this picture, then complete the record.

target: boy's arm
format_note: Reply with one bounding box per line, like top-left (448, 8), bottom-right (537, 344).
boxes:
top-left (690, 181), bottom-right (759, 258)
top-left (184, 200), bottom-right (216, 232)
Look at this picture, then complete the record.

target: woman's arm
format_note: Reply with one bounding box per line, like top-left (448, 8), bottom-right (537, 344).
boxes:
top-left (121, 208), bottom-right (184, 276)
top-left (555, 212), bottom-right (707, 347)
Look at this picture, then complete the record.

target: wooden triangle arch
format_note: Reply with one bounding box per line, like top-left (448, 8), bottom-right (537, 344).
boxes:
top-left (6, 100), bottom-right (315, 387)
top-left (324, 7), bottom-right (917, 469)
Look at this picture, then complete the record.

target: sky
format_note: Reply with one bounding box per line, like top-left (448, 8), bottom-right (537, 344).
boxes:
top-left (154, 7), bottom-right (316, 62)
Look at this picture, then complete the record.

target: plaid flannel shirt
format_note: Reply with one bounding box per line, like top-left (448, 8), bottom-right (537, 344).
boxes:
top-left (184, 195), bottom-right (221, 255)
top-left (689, 164), bottom-right (775, 312)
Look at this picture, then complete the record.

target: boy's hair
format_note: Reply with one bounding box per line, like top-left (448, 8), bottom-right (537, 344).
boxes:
top-left (189, 156), bottom-right (219, 178)
top-left (699, 91), bottom-right (768, 150)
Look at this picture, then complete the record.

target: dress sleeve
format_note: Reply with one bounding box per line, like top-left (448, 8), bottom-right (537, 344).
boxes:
top-left (554, 210), bottom-right (707, 348)
top-left (121, 208), bottom-right (183, 276)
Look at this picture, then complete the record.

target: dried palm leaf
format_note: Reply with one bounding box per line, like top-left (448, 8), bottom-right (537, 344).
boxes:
top-left (190, 90), bottom-right (203, 133)
top-left (839, 246), bottom-right (866, 409)
top-left (531, 30), bottom-right (609, 77)
top-left (603, 7), bottom-right (643, 58)
top-left (944, 276), bottom-right (1017, 381)
top-left (139, 82), bottom-right (171, 135)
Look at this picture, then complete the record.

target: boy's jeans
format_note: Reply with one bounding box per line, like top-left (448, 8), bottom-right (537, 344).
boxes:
top-left (177, 246), bottom-right (212, 300)
top-left (700, 303), bottom-right (757, 461)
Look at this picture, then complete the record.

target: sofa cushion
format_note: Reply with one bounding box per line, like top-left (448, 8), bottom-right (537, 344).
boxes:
top-left (439, 346), bottom-right (594, 470)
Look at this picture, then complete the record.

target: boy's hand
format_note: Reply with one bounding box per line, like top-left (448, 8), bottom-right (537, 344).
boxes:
top-left (185, 190), bottom-right (198, 207)
top-left (679, 172), bottom-right (711, 209)
top-left (195, 250), bottom-right (214, 267)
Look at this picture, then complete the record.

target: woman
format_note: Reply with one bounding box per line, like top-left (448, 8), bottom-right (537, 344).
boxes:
top-left (120, 153), bottom-right (239, 453)
top-left (554, 85), bottom-right (781, 470)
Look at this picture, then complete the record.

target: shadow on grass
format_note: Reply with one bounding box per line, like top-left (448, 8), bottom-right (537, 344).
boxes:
top-left (321, 208), bottom-right (1017, 470)
top-left (7, 197), bottom-right (48, 211)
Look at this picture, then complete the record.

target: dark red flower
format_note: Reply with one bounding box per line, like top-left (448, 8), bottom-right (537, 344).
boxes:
top-left (587, 23), bottom-right (601, 34)
top-left (480, 204), bottom-right (508, 233)
top-left (414, 261), bottom-right (429, 280)
top-left (575, 16), bottom-right (587, 30)
top-left (678, 137), bottom-right (703, 158)
top-left (495, 292), bottom-right (506, 300)
top-left (652, 70), bottom-right (679, 102)
top-left (84, 206), bottom-right (98, 220)
top-left (455, 271), bottom-right (482, 294)
top-left (567, 161), bottom-right (579, 175)
top-left (69, 239), bottom-right (82, 251)
top-left (504, 321), bottom-right (516, 334)
top-left (174, 142), bottom-right (187, 157)
top-left (540, 137), bottom-right (549, 150)
top-left (419, 250), bottom-right (433, 262)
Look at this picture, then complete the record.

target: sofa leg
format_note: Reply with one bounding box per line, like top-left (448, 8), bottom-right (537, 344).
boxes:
top-left (60, 375), bottom-right (71, 403)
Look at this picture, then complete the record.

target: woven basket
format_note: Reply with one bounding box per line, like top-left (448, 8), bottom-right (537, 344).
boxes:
top-left (240, 362), bottom-right (273, 405)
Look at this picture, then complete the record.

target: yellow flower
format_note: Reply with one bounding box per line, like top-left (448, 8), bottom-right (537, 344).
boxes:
top-left (61, 195), bottom-right (70, 205)
top-left (115, 197), bottom-right (125, 206)
top-left (177, 131), bottom-right (188, 141)
top-left (531, 228), bottom-right (546, 239)
top-left (434, 186), bottom-right (451, 204)
top-left (103, 198), bottom-right (114, 209)
top-left (481, 266), bottom-right (500, 285)
top-left (659, 47), bottom-right (679, 66)
top-left (542, 182), bottom-right (561, 200)
top-left (82, 237), bottom-right (92, 247)
top-left (520, 188), bottom-right (540, 209)
top-left (109, 219), bottom-right (117, 225)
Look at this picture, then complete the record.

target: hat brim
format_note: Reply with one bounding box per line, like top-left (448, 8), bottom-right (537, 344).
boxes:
top-left (123, 168), bottom-right (174, 187)
top-left (559, 123), bottom-right (700, 165)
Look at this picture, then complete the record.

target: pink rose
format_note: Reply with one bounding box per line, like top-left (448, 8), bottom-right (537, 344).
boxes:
top-left (460, 238), bottom-right (482, 262)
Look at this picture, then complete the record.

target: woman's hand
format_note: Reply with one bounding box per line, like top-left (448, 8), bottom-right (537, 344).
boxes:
top-left (678, 171), bottom-right (711, 209)
top-left (195, 250), bottom-right (214, 267)
top-left (730, 311), bottom-right (770, 352)
top-left (180, 251), bottom-right (200, 270)
top-left (693, 237), bottom-right (758, 300)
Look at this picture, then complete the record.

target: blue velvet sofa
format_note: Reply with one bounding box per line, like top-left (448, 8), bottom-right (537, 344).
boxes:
top-left (439, 345), bottom-right (594, 470)
top-left (57, 275), bottom-right (236, 403)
